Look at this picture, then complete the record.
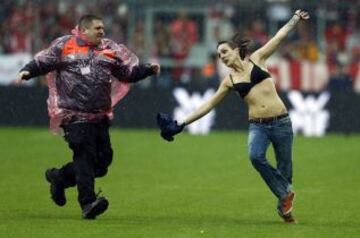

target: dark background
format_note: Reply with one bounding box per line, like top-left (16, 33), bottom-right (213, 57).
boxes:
top-left (1, 86), bottom-right (359, 133)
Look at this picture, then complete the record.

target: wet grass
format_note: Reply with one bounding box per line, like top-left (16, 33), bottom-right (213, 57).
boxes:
top-left (0, 127), bottom-right (359, 238)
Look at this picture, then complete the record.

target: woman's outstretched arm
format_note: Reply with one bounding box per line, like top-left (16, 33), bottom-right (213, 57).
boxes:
top-left (180, 77), bottom-right (231, 125)
top-left (252, 9), bottom-right (309, 64)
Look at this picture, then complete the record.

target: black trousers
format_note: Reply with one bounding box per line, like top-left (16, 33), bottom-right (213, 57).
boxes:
top-left (58, 118), bottom-right (113, 208)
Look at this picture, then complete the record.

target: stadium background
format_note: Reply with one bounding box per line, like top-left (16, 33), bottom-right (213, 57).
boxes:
top-left (0, 1), bottom-right (360, 238)
top-left (1, 0), bottom-right (360, 135)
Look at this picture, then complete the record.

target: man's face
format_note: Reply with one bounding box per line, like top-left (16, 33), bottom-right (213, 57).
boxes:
top-left (82, 20), bottom-right (105, 45)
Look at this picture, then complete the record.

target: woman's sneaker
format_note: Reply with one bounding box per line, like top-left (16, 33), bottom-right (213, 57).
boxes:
top-left (278, 210), bottom-right (297, 223)
top-left (277, 191), bottom-right (296, 223)
top-left (279, 191), bottom-right (295, 215)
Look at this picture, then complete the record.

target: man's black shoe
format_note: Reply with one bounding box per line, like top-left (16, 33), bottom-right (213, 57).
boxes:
top-left (82, 197), bottom-right (109, 220)
top-left (45, 168), bottom-right (66, 206)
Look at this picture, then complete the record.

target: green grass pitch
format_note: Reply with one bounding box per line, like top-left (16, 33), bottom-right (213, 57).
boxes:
top-left (0, 127), bottom-right (359, 238)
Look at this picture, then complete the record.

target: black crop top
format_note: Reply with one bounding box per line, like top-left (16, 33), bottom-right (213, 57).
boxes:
top-left (230, 60), bottom-right (271, 98)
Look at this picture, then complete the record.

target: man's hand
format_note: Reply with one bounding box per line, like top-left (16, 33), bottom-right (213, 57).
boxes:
top-left (294, 10), bottom-right (310, 20)
top-left (149, 63), bottom-right (160, 75)
top-left (15, 71), bottom-right (30, 85)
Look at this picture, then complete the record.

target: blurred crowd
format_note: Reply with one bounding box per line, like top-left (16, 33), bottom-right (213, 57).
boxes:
top-left (0, 0), bottom-right (359, 92)
top-left (0, 0), bottom-right (129, 54)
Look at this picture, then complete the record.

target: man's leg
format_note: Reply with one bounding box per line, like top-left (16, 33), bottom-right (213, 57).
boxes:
top-left (45, 167), bottom-right (71, 206)
top-left (45, 136), bottom-right (77, 206)
top-left (94, 118), bottom-right (113, 178)
top-left (81, 119), bottom-right (112, 219)
top-left (62, 122), bottom-right (98, 208)
top-left (81, 119), bottom-right (111, 219)
top-left (46, 121), bottom-right (109, 219)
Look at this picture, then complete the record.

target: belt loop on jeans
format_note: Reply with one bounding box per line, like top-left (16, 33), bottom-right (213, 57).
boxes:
top-left (249, 113), bottom-right (288, 124)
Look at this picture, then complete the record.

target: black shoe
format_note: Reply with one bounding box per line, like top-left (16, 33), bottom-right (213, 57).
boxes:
top-left (82, 197), bottom-right (109, 220)
top-left (45, 168), bottom-right (66, 206)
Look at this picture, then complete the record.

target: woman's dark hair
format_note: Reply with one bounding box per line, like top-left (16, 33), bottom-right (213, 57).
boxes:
top-left (217, 32), bottom-right (250, 60)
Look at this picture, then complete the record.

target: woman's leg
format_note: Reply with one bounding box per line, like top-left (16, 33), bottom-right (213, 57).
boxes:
top-left (269, 117), bottom-right (295, 219)
top-left (248, 123), bottom-right (289, 199)
top-left (270, 117), bottom-right (294, 187)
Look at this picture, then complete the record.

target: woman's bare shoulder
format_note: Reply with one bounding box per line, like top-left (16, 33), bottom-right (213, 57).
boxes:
top-left (249, 54), bottom-right (268, 70)
top-left (220, 75), bottom-right (233, 88)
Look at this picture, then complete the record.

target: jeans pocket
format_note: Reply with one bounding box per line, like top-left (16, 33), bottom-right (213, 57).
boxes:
top-left (278, 117), bottom-right (292, 126)
top-left (274, 118), bottom-right (293, 135)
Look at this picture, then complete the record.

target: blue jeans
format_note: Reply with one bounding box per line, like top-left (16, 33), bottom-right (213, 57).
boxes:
top-left (248, 116), bottom-right (293, 200)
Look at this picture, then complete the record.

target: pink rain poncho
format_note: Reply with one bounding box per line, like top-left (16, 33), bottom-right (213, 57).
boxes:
top-left (34, 27), bottom-right (139, 134)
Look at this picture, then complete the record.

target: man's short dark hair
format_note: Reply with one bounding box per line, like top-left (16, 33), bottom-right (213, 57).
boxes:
top-left (79, 15), bottom-right (103, 30)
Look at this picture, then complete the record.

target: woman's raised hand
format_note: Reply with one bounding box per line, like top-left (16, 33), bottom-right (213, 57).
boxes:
top-left (294, 10), bottom-right (310, 20)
